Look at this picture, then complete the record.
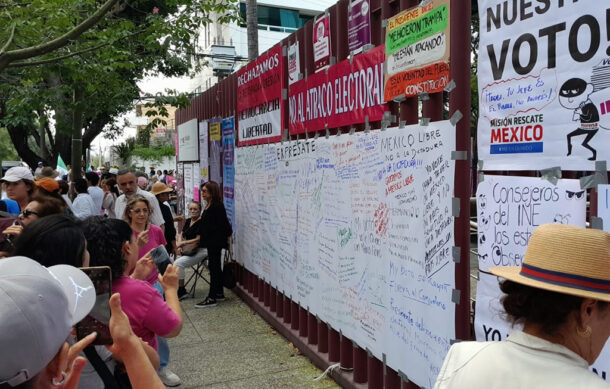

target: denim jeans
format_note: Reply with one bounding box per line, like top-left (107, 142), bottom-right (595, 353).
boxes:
top-left (153, 281), bottom-right (170, 370)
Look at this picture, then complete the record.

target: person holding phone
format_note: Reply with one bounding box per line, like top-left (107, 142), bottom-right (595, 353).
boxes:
top-left (123, 195), bottom-right (166, 285)
top-left (122, 196), bottom-right (181, 387)
top-left (195, 181), bottom-right (232, 308)
top-left (82, 217), bottom-right (183, 387)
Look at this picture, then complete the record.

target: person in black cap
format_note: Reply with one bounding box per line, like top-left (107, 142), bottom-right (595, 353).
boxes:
top-left (559, 78), bottom-right (599, 161)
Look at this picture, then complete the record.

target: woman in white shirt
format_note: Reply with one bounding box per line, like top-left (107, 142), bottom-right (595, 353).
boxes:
top-left (435, 224), bottom-right (610, 389)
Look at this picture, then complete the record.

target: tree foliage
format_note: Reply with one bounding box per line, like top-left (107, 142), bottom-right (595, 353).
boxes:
top-left (0, 0), bottom-right (239, 168)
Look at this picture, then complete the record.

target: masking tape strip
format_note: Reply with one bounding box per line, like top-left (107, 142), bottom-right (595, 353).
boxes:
top-left (452, 197), bottom-right (461, 217)
top-left (282, 88), bottom-right (287, 100)
top-left (450, 338), bottom-right (461, 345)
top-left (382, 353), bottom-right (387, 376)
top-left (399, 120), bottom-right (406, 129)
top-left (540, 166), bottom-right (561, 186)
top-left (478, 171), bottom-right (485, 183)
top-left (362, 44), bottom-right (374, 53)
top-left (381, 19), bottom-right (388, 28)
top-left (451, 151), bottom-right (467, 161)
top-left (444, 79), bottom-right (456, 92)
top-left (392, 95), bottom-right (406, 103)
top-left (282, 45), bottom-right (287, 56)
top-left (580, 160), bottom-right (608, 189)
top-left (452, 289), bottom-right (461, 303)
top-left (450, 110), bottom-right (463, 126)
top-left (477, 160), bottom-right (484, 170)
top-left (452, 247), bottom-right (461, 263)
top-left (365, 115), bottom-right (370, 132)
top-left (419, 92), bottom-right (430, 101)
top-left (591, 217), bottom-right (604, 230)
top-left (420, 117), bottom-right (430, 126)
top-left (398, 370), bottom-right (409, 383)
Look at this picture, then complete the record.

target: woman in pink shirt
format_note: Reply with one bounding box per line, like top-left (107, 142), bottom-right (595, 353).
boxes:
top-left (123, 195), bottom-right (166, 285)
top-left (81, 216), bottom-right (183, 350)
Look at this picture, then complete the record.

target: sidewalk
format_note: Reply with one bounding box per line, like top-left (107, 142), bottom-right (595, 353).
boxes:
top-left (167, 269), bottom-right (339, 388)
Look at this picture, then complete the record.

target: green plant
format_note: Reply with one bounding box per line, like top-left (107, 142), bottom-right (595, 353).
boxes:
top-left (132, 145), bottom-right (175, 162)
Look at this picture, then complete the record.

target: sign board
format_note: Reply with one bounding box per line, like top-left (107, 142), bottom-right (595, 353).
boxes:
top-left (288, 41), bottom-right (301, 86)
top-left (222, 117), bottom-right (235, 228)
top-left (474, 175), bottom-right (586, 343)
top-left (234, 121), bottom-right (456, 387)
top-left (313, 13), bottom-right (331, 73)
top-left (177, 119), bottom-right (199, 162)
top-left (477, 0), bottom-right (610, 170)
top-left (237, 44), bottom-right (285, 146)
top-left (289, 45), bottom-right (387, 134)
top-left (199, 120), bottom-right (209, 183)
top-left (209, 119), bottom-right (222, 184)
top-left (348, 0), bottom-right (371, 54)
top-left (384, 0), bottom-right (450, 101)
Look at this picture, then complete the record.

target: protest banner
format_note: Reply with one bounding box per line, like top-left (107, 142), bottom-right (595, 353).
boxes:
top-left (209, 119), bottom-right (222, 184)
top-left (474, 175), bottom-right (586, 345)
top-left (289, 45), bottom-right (387, 134)
top-left (237, 44), bottom-right (284, 146)
top-left (313, 13), bottom-right (331, 73)
top-left (288, 41), bottom-right (300, 86)
top-left (478, 0), bottom-right (610, 170)
top-left (348, 0), bottom-right (371, 54)
top-left (384, 0), bottom-right (450, 101)
top-left (177, 119), bottom-right (198, 162)
top-left (199, 120), bottom-right (209, 182)
top-left (222, 117), bottom-right (235, 228)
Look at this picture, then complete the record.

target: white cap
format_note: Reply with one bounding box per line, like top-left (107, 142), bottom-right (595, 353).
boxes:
top-left (109, 168), bottom-right (119, 175)
top-left (0, 257), bottom-right (95, 387)
top-left (1, 167), bottom-right (33, 182)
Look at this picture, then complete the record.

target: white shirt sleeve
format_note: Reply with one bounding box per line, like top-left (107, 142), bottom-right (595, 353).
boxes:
top-left (73, 194), bottom-right (92, 219)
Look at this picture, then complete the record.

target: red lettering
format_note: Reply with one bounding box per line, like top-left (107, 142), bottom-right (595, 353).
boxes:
top-left (490, 129), bottom-right (502, 144)
top-left (533, 124), bottom-right (543, 140)
top-left (502, 128), bottom-right (509, 143)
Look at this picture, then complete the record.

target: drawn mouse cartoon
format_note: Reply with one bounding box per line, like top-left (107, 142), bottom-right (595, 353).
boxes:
top-left (559, 78), bottom-right (599, 161)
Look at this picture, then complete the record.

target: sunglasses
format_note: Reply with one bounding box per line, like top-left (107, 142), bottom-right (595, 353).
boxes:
top-left (21, 209), bottom-right (39, 218)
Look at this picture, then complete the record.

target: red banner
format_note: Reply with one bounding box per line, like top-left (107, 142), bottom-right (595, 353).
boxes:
top-left (237, 44), bottom-right (285, 146)
top-left (289, 45), bottom-right (388, 135)
top-left (384, 62), bottom-right (450, 101)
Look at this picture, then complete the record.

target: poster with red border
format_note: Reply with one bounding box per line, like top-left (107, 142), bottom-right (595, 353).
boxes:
top-left (237, 44), bottom-right (284, 146)
top-left (289, 45), bottom-right (387, 134)
top-left (313, 13), bottom-right (331, 73)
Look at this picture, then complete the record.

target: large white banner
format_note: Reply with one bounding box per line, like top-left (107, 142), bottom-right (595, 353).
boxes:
top-left (477, 1), bottom-right (610, 170)
top-left (183, 163), bottom-right (194, 205)
top-left (235, 121), bottom-right (456, 387)
top-left (177, 119), bottom-right (198, 162)
top-left (474, 175), bottom-right (586, 341)
top-left (598, 184), bottom-right (610, 233)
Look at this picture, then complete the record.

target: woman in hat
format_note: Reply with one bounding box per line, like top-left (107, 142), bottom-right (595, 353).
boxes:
top-left (434, 224), bottom-right (610, 388)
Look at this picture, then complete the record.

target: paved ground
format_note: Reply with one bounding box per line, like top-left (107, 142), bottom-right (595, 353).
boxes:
top-left (166, 269), bottom-right (339, 389)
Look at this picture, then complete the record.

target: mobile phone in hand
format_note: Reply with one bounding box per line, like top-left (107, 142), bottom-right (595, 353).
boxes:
top-left (150, 245), bottom-right (173, 275)
top-left (75, 266), bottom-right (113, 345)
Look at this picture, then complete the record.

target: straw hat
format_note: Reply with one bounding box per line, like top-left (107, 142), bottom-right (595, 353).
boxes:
top-left (490, 224), bottom-right (610, 302)
top-left (150, 182), bottom-right (173, 196)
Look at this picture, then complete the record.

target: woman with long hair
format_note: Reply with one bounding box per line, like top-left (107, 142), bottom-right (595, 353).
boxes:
top-left (102, 177), bottom-right (119, 218)
top-left (195, 181), bottom-right (232, 308)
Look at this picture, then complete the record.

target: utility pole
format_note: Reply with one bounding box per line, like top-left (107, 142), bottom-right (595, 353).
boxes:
top-left (246, 0), bottom-right (258, 61)
top-left (71, 86), bottom-right (84, 180)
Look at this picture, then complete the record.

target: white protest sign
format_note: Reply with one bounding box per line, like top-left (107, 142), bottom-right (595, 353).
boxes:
top-left (474, 175), bottom-right (586, 342)
top-left (234, 121), bottom-right (456, 388)
top-left (597, 184), bottom-right (610, 233)
top-left (288, 41), bottom-right (300, 86)
top-left (177, 119), bottom-right (198, 162)
top-left (477, 0), bottom-right (610, 170)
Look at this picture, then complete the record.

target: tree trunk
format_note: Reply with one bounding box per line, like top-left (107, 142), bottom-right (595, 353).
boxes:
top-left (71, 86), bottom-right (85, 180)
top-left (246, 0), bottom-right (258, 61)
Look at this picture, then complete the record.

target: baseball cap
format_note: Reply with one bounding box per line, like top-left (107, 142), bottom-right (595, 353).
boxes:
top-left (1, 167), bottom-right (34, 183)
top-left (35, 177), bottom-right (60, 193)
top-left (0, 257), bottom-right (95, 386)
top-left (109, 168), bottom-right (119, 175)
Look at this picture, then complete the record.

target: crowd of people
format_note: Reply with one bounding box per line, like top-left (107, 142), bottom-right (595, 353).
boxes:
top-left (0, 162), bottom-right (232, 388)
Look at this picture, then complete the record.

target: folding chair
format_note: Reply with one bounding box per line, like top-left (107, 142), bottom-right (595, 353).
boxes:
top-left (184, 255), bottom-right (209, 298)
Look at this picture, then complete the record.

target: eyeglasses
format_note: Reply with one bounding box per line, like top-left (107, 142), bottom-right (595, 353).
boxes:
top-left (21, 209), bottom-right (39, 218)
top-left (131, 208), bottom-right (149, 214)
top-left (201, 188), bottom-right (209, 193)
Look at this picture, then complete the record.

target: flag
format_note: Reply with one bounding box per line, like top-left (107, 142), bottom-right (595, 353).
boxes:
top-left (56, 155), bottom-right (68, 177)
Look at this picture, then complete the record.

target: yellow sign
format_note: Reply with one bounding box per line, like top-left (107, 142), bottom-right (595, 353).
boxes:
top-left (209, 122), bottom-right (221, 141)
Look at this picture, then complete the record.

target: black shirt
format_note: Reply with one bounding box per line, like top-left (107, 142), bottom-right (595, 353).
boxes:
top-left (198, 202), bottom-right (231, 249)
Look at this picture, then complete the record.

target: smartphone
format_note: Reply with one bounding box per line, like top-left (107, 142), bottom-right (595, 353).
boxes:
top-left (150, 245), bottom-right (173, 275)
top-left (75, 266), bottom-right (113, 345)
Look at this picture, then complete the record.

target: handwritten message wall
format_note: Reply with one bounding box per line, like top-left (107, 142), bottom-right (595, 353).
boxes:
top-left (234, 121), bottom-right (455, 387)
top-left (478, 1), bottom-right (610, 170)
top-left (222, 117), bottom-right (235, 228)
top-left (474, 175), bottom-right (586, 342)
top-left (199, 121), bottom-right (209, 182)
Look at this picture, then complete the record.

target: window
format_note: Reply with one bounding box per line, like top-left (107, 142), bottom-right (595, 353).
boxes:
top-left (238, 3), bottom-right (311, 29)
